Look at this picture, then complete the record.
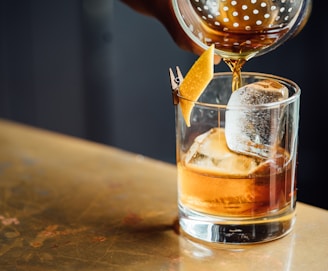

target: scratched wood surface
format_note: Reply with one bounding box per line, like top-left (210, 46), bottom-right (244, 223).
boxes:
top-left (0, 119), bottom-right (328, 271)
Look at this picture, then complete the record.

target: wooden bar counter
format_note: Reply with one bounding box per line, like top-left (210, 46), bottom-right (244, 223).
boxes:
top-left (0, 118), bottom-right (327, 270)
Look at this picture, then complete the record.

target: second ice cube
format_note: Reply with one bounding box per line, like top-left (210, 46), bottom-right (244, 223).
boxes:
top-left (225, 79), bottom-right (288, 158)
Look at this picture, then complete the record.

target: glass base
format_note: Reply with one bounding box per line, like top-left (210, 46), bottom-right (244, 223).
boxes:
top-left (179, 203), bottom-right (296, 244)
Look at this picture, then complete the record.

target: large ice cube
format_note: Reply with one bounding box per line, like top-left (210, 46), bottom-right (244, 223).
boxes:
top-left (185, 128), bottom-right (261, 176)
top-left (225, 79), bottom-right (288, 158)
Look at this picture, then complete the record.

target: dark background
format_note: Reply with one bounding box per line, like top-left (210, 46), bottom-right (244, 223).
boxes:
top-left (1, 1), bottom-right (327, 209)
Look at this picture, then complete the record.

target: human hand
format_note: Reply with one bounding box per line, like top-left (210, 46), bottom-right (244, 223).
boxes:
top-left (120, 0), bottom-right (221, 64)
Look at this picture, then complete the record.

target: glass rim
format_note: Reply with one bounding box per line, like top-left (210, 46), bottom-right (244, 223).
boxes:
top-left (171, 0), bottom-right (210, 53)
top-left (177, 71), bottom-right (301, 110)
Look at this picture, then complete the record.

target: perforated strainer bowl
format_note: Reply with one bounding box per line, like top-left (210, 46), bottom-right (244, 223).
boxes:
top-left (172, 0), bottom-right (312, 60)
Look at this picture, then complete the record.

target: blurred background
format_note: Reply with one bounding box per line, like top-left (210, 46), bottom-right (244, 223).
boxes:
top-left (1, 1), bottom-right (327, 209)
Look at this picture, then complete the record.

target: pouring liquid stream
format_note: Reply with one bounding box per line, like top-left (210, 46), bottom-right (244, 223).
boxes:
top-left (224, 58), bottom-right (247, 92)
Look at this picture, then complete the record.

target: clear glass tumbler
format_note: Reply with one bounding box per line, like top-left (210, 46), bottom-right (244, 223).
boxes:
top-left (175, 72), bottom-right (300, 244)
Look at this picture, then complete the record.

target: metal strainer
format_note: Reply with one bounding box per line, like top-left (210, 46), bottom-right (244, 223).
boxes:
top-left (191, 0), bottom-right (301, 32)
top-left (172, 0), bottom-right (312, 60)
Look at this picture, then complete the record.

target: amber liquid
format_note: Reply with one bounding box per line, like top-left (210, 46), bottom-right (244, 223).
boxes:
top-left (178, 128), bottom-right (296, 218)
top-left (190, 0), bottom-right (290, 91)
